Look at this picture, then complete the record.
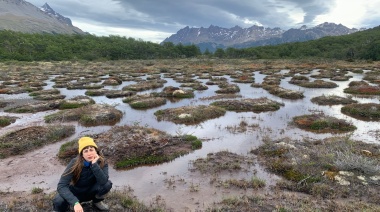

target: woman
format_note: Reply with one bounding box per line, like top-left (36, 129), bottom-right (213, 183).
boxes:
top-left (53, 137), bottom-right (112, 212)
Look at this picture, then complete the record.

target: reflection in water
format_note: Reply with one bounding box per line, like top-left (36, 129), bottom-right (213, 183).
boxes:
top-left (0, 70), bottom-right (379, 211)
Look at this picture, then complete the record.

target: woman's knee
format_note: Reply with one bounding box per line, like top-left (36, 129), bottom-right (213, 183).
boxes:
top-left (103, 180), bottom-right (112, 192)
top-left (97, 180), bottom-right (112, 196)
top-left (52, 193), bottom-right (68, 211)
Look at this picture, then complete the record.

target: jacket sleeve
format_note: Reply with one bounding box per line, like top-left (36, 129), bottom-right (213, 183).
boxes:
top-left (57, 158), bottom-right (79, 206)
top-left (91, 161), bottom-right (109, 185)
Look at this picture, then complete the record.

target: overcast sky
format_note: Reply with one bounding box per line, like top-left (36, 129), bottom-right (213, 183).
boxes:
top-left (27, 0), bottom-right (380, 43)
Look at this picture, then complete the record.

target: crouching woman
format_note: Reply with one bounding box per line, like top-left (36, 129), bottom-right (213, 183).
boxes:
top-left (53, 137), bottom-right (112, 212)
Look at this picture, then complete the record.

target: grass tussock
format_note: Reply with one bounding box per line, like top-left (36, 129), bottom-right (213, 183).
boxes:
top-left (58, 125), bottom-right (203, 170)
top-left (154, 105), bottom-right (226, 125)
top-left (311, 95), bottom-right (358, 105)
top-left (251, 136), bottom-right (380, 202)
top-left (45, 104), bottom-right (123, 126)
top-left (341, 103), bottom-right (380, 121)
top-left (211, 97), bottom-right (284, 113)
top-left (293, 114), bottom-right (357, 133)
top-left (0, 125), bottom-right (75, 159)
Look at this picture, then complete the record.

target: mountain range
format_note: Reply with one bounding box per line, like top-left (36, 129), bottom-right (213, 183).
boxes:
top-left (0, 0), bottom-right (367, 52)
top-left (163, 23), bottom-right (365, 52)
top-left (0, 0), bottom-right (85, 34)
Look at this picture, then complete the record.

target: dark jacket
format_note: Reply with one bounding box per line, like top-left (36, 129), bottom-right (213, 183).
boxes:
top-left (57, 157), bottom-right (109, 206)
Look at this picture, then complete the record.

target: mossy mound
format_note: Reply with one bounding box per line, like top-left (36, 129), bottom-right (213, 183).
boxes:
top-left (173, 76), bottom-right (196, 83)
top-left (341, 103), bottom-right (380, 121)
top-left (310, 69), bottom-right (350, 80)
top-left (344, 81), bottom-right (380, 95)
top-left (215, 83), bottom-right (240, 94)
top-left (85, 89), bottom-right (110, 96)
top-left (67, 82), bottom-right (104, 90)
top-left (105, 90), bottom-right (136, 98)
top-left (206, 77), bottom-right (228, 85)
top-left (331, 75), bottom-right (351, 81)
top-left (231, 75), bottom-right (255, 83)
top-left (262, 75), bottom-right (282, 86)
top-left (58, 125), bottom-right (203, 169)
top-left (45, 104), bottom-right (123, 126)
top-left (263, 85), bottom-right (304, 99)
top-left (5, 100), bottom-right (63, 113)
top-left (200, 94), bottom-right (242, 100)
top-left (33, 94), bottom-right (66, 101)
top-left (0, 125), bottom-right (75, 159)
top-left (259, 69), bottom-right (281, 75)
top-left (123, 95), bottom-right (167, 109)
top-left (122, 80), bottom-right (165, 91)
top-left (363, 70), bottom-right (380, 84)
top-left (152, 86), bottom-right (195, 98)
top-left (29, 89), bottom-right (60, 97)
top-left (102, 77), bottom-right (123, 85)
top-left (0, 101), bottom-right (9, 108)
top-left (180, 82), bottom-right (208, 90)
top-left (154, 105), bottom-right (226, 125)
top-left (0, 116), bottom-right (18, 127)
top-left (298, 80), bottom-right (338, 88)
top-left (59, 95), bottom-right (95, 109)
top-left (311, 95), bottom-right (358, 105)
top-left (211, 97), bottom-right (284, 113)
top-left (293, 114), bottom-right (357, 133)
top-left (0, 87), bottom-right (32, 94)
top-left (289, 75), bottom-right (310, 85)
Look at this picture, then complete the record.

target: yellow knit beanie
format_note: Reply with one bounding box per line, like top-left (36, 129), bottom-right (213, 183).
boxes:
top-left (78, 137), bottom-right (98, 153)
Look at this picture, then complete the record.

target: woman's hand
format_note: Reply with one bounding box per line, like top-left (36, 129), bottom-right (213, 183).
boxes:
top-left (92, 153), bottom-right (100, 164)
top-left (74, 203), bottom-right (83, 212)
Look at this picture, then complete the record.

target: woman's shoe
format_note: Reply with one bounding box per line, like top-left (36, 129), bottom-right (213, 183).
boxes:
top-left (93, 201), bottom-right (109, 211)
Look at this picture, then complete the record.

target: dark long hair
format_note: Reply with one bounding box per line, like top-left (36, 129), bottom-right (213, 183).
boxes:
top-left (64, 146), bottom-right (106, 185)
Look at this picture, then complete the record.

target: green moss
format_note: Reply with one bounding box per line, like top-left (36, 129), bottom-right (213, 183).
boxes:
top-left (31, 187), bottom-right (43, 194)
top-left (341, 103), bottom-right (380, 120)
top-left (154, 110), bottom-right (164, 116)
top-left (191, 140), bottom-right (202, 150)
top-left (115, 152), bottom-right (186, 169)
top-left (173, 92), bottom-right (194, 98)
top-left (0, 125), bottom-right (75, 159)
top-left (79, 115), bottom-right (96, 125)
top-left (129, 102), bottom-right (149, 109)
top-left (183, 134), bottom-right (197, 141)
top-left (0, 118), bottom-right (11, 127)
top-left (58, 140), bottom-right (76, 157)
top-left (59, 102), bottom-right (85, 109)
top-left (310, 120), bottom-right (329, 130)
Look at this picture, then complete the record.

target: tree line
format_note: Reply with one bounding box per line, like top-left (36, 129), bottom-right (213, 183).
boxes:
top-left (1, 25), bottom-right (379, 61)
top-left (0, 31), bottom-right (201, 61)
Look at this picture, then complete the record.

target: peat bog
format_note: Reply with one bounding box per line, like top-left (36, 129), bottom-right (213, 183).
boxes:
top-left (1, 59), bottom-right (380, 211)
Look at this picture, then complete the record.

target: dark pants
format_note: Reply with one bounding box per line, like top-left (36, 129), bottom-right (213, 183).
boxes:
top-left (53, 180), bottom-right (112, 212)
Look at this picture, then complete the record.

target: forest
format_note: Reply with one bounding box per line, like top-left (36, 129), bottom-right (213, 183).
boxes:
top-left (0, 25), bottom-right (379, 61)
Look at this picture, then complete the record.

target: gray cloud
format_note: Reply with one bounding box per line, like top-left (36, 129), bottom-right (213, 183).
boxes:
top-left (26, 0), bottom-right (380, 42)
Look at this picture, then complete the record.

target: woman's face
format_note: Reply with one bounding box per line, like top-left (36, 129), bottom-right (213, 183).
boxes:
top-left (82, 146), bottom-right (97, 162)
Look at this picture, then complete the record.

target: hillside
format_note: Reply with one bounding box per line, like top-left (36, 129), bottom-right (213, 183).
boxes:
top-left (0, 0), bottom-right (85, 34)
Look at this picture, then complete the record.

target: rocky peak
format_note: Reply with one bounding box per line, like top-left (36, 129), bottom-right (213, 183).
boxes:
top-left (40, 2), bottom-right (72, 26)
